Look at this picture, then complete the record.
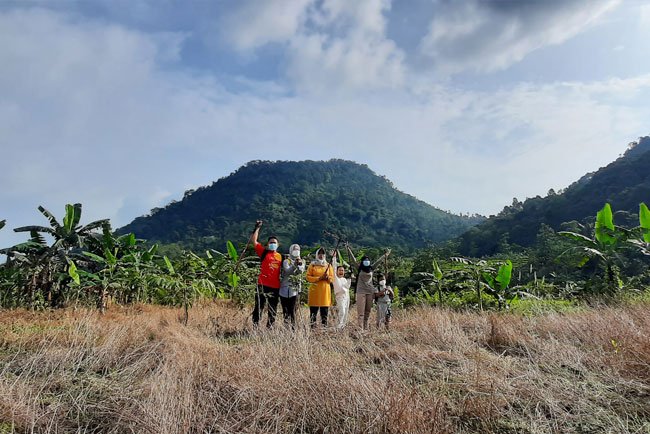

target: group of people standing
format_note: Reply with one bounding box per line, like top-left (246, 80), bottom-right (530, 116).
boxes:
top-left (249, 221), bottom-right (394, 330)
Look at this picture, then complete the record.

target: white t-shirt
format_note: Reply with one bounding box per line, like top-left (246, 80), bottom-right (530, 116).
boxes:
top-left (332, 257), bottom-right (351, 298)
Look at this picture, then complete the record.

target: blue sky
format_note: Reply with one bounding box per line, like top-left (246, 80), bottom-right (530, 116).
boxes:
top-left (1, 0), bottom-right (650, 248)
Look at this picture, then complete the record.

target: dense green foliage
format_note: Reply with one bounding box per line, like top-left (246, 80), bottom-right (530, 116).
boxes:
top-left (459, 137), bottom-right (650, 256)
top-left (118, 159), bottom-right (484, 251)
top-left (1, 200), bottom-right (649, 312)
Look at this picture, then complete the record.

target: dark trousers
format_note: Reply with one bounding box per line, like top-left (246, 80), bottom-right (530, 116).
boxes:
top-left (280, 296), bottom-right (298, 328)
top-left (309, 306), bottom-right (328, 328)
top-left (252, 285), bottom-right (279, 327)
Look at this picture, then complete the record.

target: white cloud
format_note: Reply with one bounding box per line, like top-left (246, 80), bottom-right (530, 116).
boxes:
top-left (219, 0), bottom-right (312, 51)
top-left (220, 0), bottom-right (405, 93)
top-left (419, 0), bottom-right (621, 74)
top-left (2, 6), bottom-right (650, 252)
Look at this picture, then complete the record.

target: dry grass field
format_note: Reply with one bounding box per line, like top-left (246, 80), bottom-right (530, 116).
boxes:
top-left (1, 302), bottom-right (649, 433)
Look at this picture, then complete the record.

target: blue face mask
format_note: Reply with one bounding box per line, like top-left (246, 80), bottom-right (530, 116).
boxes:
top-left (268, 243), bottom-right (278, 251)
top-left (362, 260), bottom-right (370, 267)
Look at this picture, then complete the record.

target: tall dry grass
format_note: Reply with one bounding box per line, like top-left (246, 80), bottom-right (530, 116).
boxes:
top-left (0, 302), bottom-right (649, 433)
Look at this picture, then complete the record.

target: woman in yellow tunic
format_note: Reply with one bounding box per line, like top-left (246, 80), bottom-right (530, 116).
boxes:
top-left (306, 247), bottom-right (335, 328)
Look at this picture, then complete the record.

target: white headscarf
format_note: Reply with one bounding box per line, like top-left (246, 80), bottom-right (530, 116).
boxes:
top-left (312, 247), bottom-right (327, 266)
top-left (289, 244), bottom-right (301, 258)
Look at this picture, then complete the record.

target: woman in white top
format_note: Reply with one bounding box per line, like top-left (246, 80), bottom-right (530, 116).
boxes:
top-left (279, 244), bottom-right (305, 328)
top-left (331, 251), bottom-right (351, 329)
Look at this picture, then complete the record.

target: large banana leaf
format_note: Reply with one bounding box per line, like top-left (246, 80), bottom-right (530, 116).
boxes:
top-left (142, 244), bottom-right (158, 262)
top-left (83, 251), bottom-right (106, 264)
top-left (63, 203), bottom-right (82, 233)
top-left (37, 206), bottom-right (62, 231)
top-left (13, 225), bottom-right (57, 236)
top-left (102, 223), bottom-right (115, 250)
top-left (640, 203), bottom-right (650, 243)
top-left (432, 259), bottom-right (443, 280)
top-left (595, 203), bottom-right (616, 245)
top-left (228, 272), bottom-right (240, 288)
top-left (558, 231), bottom-right (596, 246)
top-left (104, 248), bottom-right (117, 266)
top-left (29, 230), bottom-right (48, 246)
top-left (0, 241), bottom-right (47, 255)
top-left (80, 219), bottom-right (111, 234)
top-left (117, 232), bottom-right (136, 247)
top-left (163, 256), bottom-right (175, 275)
top-left (68, 260), bottom-right (80, 285)
top-left (226, 240), bottom-right (238, 261)
top-left (495, 260), bottom-right (513, 290)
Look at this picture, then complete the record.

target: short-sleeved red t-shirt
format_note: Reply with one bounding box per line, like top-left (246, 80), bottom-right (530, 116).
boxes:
top-left (254, 242), bottom-right (282, 289)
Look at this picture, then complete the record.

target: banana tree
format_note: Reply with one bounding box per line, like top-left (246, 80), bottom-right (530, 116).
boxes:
top-left (117, 244), bottom-right (159, 303)
top-left (629, 203), bottom-right (650, 256)
top-left (8, 204), bottom-right (108, 306)
top-left (450, 257), bottom-right (497, 311)
top-left (411, 259), bottom-right (446, 306)
top-left (559, 203), bottom-right (633, 294)
top-left (226, 240), bottom-right (241, 291)
top-left (14, 204), bottom-right (109, 251)
top-left (222, 241), bottom-right (262, 305)
top-left (1, 227), bottom-right (68, 307)
top-left (148, 254), bottom-right (216, 325)
top-left (81, 248), bottom-right (125, 313)
top-left (481, 260), bottom-right (513, 310)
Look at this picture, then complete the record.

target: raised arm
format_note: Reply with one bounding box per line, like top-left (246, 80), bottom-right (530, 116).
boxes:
top-left (250, 220), bottom-right (263, 245)
top-left (331, 250), bottom-right (338, 269)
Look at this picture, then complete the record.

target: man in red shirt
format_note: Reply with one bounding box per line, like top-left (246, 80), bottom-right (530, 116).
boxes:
top-left (251, 220), bottom-right (283, 327)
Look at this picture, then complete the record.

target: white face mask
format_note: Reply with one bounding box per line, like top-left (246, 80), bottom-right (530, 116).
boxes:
top-left (291, 249), bottom-right (300, 258)
top-left (362, 260), bottom-right (370, 267)
top-left (379, 280), bottom-right (386, 287)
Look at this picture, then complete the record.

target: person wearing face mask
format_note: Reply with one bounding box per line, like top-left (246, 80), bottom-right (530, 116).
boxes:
top-left (331, 251), bottom-right (351, 329)
top-left (344, 243), bottom-right (392, 330)
top-left (375, 275), bottom-right (394, 330)
top-left (305, 247), bottom-right (334, 328)
top-left (279, 244), bottom-right (305, 328)
top-left (354, 255), bottom-right (377, 330)
top-left (250, 220), bottom-right (283, 328)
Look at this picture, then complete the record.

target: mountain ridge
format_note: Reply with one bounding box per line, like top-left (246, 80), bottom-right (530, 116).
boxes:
top-left (118, 159), bottom-right (484, 250)
top-left (458, 136), bottom-right (650, 256)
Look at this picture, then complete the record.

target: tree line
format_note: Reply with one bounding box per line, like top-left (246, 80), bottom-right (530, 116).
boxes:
top-left (1, 202), bottom-right (649, 315)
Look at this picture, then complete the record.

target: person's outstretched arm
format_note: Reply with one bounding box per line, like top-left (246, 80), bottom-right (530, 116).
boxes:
top-left (251, 221), bottom-right (264, 256)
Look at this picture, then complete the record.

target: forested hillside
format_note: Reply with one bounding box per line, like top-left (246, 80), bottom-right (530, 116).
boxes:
top-left (459, 136), bottom-right (650, 256)
top-left (119, 159), bottom-right (483, 250)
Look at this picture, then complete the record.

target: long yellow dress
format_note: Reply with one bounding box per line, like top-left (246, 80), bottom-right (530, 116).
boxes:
top-left (306, 262), bottom-right (335, 307)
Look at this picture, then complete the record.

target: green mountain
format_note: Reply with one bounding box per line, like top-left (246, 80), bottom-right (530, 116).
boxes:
top-left (459, 136), bottom-right (650, 256)
top-left (118, 159), bottom-right (484, 250)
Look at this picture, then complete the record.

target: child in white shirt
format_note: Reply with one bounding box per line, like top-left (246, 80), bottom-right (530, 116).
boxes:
top-left (376, 276), bottom-right (394, 330)
top-left (332, 253), bottom-right (351, 329)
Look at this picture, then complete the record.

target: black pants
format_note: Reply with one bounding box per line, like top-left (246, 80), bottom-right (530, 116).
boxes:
top-left (252, 285), bottom-right (279, 327)
top-left (280, 296), bottom-right (298, 327)
top-left (309, 306), bottom-right (328, 327)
